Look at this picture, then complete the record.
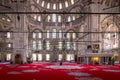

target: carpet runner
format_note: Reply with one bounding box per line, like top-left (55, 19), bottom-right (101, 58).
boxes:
top-left (0, 62), bottom-right (120, 80)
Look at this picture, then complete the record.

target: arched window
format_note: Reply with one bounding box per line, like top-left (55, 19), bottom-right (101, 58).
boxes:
top-left (66, 31), bottom-right (76, 40)
top-left (59, 3), bottom-right (62, 9)
top-left (6, 54), bottom-right (11, 61)
top-left (47, 15), bottom-right (51, 22)
top-left (58, 15), bottom-right (61, 22)
top-left (33, 15), bottom-right (37, 20)
top-left (58, 54), bottom-right (62, 61)
top-left (46, 54), bottom-right (50, 61)
top-left (59, 30), bottom-right (62, 38)
top-left (53, 4), bottom-right (56, 10)
top-left (65, 1), bottom-right (68, 7)
top-left (58, 42), bottom-right (62, 50)
top-left (8, 43), bottom-right (11, 48)
top-left (71, 0), bottom-right (74, 4)
top-left (68, 16), bottom-right (71, 22)
top-left (30, 6), bottom-right (41, 22)
top-left (33, 32), bottom-right (42, 39)
top-left (33, 41), bottom-right (36, 50)
top-left (72, 16), bottom-right (75, 20)
top-left (38, 54), bottom-right (42, 61)
top-left (47, 30), bottom-right (50, 38)
top-left (38, 41), bottom-right (42, 50)
top-left (72, 32), bottom-right (76, 39)
top-left (67, 33), bottom-right (70, 39)
top-left (73, 42), bottom-right (76, 50)
top-left (7, 32), bottom-right (11, 38)
top-left (47, 3), bottom-right (50, 9)
top-left (66, 42), bottom-right (70, 50)
top-left (38, 32), bottom-right (42, 38)
top-left (46, 41), bottom-right (50, 50)
top-left (33, 32), bottom-right (36, 38)
top-left (32, 30), bottom-right (42, 50)
top-left (52, 29), bottom-right (57, 38)
top-left (52, 14), bottom-right (56, 22)
top-left (66, 30), bottom-right (76, 50)
top-left (66, 54), bottom-right (74, 61)
top-left (38, 16), bottom-right (41, 21)
top-left (32, 54), bottom-right (37, 61)
top-left (41, 1), bottom-right (45, 7)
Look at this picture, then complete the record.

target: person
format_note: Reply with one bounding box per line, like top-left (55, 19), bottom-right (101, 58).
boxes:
top-left (60, 60), bottom-right (62, 66)
top-left (111, 57), bottom-right (115, 66)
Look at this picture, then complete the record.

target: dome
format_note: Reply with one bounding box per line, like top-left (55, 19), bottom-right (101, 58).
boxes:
top-left (34, 0), bottom-right (79, 10)
top-left (28, 0), bottom-right (82, 24)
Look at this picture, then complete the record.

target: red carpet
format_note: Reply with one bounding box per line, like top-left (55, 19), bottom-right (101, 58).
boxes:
top-left (0, 62), bottom-right (120, 80)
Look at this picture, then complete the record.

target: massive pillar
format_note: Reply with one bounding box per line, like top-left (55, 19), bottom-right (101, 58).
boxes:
top-left (118, 26), bottom-right (120, 64)
top-left (11, 13), bottom-right (28, 64)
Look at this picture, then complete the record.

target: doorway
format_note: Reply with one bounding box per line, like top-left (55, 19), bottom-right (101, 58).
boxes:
top-left (15, 54), bottom-right (22, 64)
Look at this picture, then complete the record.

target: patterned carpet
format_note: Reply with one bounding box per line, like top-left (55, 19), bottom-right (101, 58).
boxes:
top-left (0, 62), bottom-right (120, 80)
